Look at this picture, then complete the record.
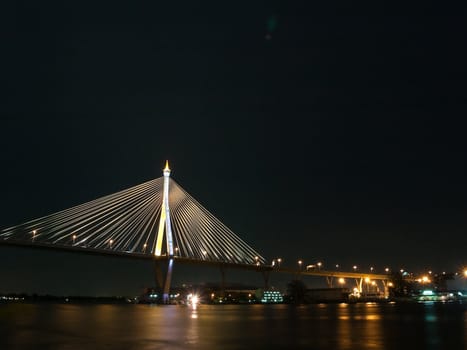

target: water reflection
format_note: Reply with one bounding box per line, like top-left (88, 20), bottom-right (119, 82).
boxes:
top-left (0, 302), bottom-right (465, 349)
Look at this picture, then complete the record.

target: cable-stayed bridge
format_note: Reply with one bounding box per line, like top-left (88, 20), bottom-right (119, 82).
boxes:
top-left (0, 161), bottom-right (268, 302)
top-left (1, 161), bottom-right (394, 301)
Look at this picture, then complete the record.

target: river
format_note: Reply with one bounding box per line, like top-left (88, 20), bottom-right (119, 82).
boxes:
top-left (1, 302), bottom-right (466, 349)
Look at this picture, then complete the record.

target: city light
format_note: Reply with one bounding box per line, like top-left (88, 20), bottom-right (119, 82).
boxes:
top-left (421, 276), bottom-right (430, 283)
top-left (463, 269), bottom-right (467, 277)
top-left (187, 293), bottom-right (199, 310)
top-left (338, 277), bottom-right (345, 285)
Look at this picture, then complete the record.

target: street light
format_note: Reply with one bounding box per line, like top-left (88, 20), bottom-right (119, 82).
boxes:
top-left (464, 269), bottom-right (467, 277)
top-left (72, 234), bottom-right (76, 245)
top-left (353, 265), bottom-right (357, 271)
top-left (335, 264), bottom-right (340, 269)
top-left (338, 277), bottom-right (345, 285)
top-left (298, 260), bottom-right (303, 270)
top-left (385, 267), bottom-right (390, 273)
top-left (317, 262), bottom-right (322, 270)
top-left (370, 266), bottom-right (374, 272)
top-left (32, 230), bottom-right (37, 241)
top-left (277, 258), bottom-right (282, 267)
top-left (109, 239), bottom-right (113, 248)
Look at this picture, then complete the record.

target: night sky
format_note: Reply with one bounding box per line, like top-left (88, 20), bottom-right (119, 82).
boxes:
top-left (1, 1), bottom-right (466, 295)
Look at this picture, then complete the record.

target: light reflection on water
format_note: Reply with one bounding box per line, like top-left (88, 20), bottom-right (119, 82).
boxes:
top-left (0, 302), bottom-right (465, 349)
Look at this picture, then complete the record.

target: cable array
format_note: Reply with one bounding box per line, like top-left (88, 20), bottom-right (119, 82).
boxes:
top-left (0, 177), bottom-right (265, 265)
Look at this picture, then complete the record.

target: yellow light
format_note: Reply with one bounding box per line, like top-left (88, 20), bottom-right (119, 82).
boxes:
top-left (338, 278), bottom-right (345, 284)
top-left (365, 277), bottom-right (370, 283)
top-left (164, 160), bottom-right (170, 171)
top-left (388, 282), bottom-right (393, 287)
top-left (463, 269), bottom-right (467, 277)
top-left (421, 276), bottom-right (430, 283)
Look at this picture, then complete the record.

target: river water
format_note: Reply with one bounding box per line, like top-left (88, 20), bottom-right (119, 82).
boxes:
top-left (1, 302), bottom-right (466, 349)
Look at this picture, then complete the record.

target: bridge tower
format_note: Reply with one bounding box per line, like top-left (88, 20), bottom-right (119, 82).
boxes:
top-left (154, 160), bottom-right (174, 303)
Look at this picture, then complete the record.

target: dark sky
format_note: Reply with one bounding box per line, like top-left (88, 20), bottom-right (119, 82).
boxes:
top-left (1, 1), bottom-right (466, 295)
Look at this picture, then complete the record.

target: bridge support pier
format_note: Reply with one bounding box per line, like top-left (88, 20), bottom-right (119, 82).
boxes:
top-left (154, 258), bottom-right (174, 304)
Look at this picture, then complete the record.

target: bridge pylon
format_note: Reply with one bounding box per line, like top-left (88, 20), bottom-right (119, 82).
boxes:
top-left (154, 160), bottom-right (175, 303)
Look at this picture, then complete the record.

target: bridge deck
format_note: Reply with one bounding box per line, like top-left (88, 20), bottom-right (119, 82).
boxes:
top-left (275, 267), bottom-right (389, 280)
top-left (0, 239), bottom-right (392, 280)
top-left (0, 238), bottom-right (272, 271)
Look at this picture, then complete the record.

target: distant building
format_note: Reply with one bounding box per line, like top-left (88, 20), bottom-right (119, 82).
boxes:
top-left (260, 290), bottom-right (283, 303)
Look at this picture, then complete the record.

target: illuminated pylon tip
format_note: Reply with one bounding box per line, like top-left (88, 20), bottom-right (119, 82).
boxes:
top-left (164, 160), bottom-right (170, 172)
